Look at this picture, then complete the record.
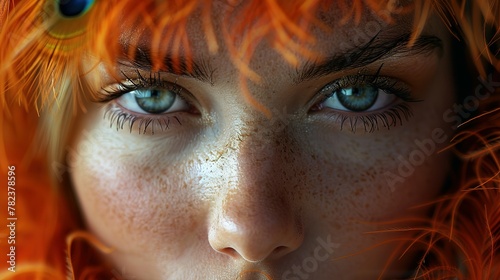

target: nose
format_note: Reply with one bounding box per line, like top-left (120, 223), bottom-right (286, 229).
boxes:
top-left (208, 127), bottom-right (304, 262)
top-left (208, 190), bottom-right (304, 262)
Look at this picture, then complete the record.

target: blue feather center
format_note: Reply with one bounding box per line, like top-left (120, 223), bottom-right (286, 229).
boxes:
top-left (58, 0), bottom-right (93, 17)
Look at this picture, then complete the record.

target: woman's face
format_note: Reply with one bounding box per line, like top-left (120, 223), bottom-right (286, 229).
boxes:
top-left (68, 4), bottom-right (456, 280)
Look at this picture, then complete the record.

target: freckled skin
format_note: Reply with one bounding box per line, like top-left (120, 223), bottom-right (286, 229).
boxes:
top-left (68, 7), bottom-right (456, 280)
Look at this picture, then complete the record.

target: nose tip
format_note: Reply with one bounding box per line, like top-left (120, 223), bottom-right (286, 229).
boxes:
top-left (208, 191), bottom-right (304, 262)
top-left (209, 214), bottom-right (303, 262)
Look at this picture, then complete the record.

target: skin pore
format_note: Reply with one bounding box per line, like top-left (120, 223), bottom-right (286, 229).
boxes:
top-left (68, 4), bottom-right (456, 280)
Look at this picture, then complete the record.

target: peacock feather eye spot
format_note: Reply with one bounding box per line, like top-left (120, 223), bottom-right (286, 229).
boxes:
top-left (57, 0), bottom-right (94, 18)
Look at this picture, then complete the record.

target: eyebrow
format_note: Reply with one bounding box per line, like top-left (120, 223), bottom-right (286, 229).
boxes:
top-left (295, 34), bottom-right (443, 83)
top-left (118, 47), bottom-right (215, 84)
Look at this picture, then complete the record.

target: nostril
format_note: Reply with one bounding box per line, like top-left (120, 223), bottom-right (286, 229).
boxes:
top-left (220, 247), bottom-right (238, 258)
top-left (273, 246), bottom-right (287, 254)
top-left (271, 245), bottom-right (292, 259)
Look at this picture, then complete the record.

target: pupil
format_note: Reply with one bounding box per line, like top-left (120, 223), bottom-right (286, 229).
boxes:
top-left (151, 90), bottom-right (161, 98)
top-left (352, 88), bottom-right (361, 96)
top-left (58, 0), bottom-right (91, 17)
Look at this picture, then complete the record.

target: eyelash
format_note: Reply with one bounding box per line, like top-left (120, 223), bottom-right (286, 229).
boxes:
top-left (98, 68), bottom-right (419, 134)
top-left (323, 103), bottom-right (413, 133)
top-left (99, 71), bottom-right (182, 102)
top-left (314, 70), bottom-right (420, 133)
top-left (99, 71), bottom-right (189, 134)
top-left (103, 105), bottom-right (183, 134)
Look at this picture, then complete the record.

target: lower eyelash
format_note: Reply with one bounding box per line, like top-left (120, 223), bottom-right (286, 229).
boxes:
top-left (104, 104), bottom-right (181, 134)
top-left (331, 103), bottom-right (413, 133)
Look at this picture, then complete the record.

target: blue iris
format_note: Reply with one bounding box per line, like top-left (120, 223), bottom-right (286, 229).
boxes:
top-left (135, 89), bottom-right (176, 114)
top-left (58, 0), bottom-right (94, 17)
top-left (336, 86), bottom-right (379, 112)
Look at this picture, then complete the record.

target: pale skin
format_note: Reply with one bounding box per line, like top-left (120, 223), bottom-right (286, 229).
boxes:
top-left (68, 5), bottom-right (456, 280)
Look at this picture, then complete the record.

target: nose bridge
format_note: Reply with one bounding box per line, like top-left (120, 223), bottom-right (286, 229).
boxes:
top-left (198, 111), bottom-right (296, 193)
top-left (232, 111), bottom-right (294, 182)
top-left (224, 128), bottom-right (289, 222)
top-left (213, 113), bottom-right (298, 220)
top-left (238, 124), bottom-right (278, 181)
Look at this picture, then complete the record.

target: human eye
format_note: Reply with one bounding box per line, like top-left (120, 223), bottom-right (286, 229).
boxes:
top-left (97, 71), bottom-right (199, 134)
top-left (311, 70), bottom-right (421, 133)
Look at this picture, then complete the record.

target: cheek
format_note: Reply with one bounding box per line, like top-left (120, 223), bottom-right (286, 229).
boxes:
top-left (302, 88), bottom-right (455, 229)
top-left (68, 130), bottom-right (204, 261)
top-left (298, 136), bottom-right (450, 227)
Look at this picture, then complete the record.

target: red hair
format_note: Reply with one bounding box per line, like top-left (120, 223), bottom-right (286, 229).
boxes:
top-left (0, 0), bottom-right (499, 279)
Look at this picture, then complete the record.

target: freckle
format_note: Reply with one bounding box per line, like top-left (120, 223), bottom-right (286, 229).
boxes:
top-left (353, 189), bottom-right (361, 197)
top-left (329, 221), bottom-right (341, 230)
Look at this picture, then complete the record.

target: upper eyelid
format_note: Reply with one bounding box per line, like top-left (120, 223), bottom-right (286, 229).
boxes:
top-left (118, 79), bottom-right (182, 93)
top-left (101, 69), bottom-right (414, 107)
top-left (322, 74), bottom-right (401, 92)
top-left (98, 71), bottom-right (185, 100)
top-left (317, 74), bottom-right (418, 105)
top-left (117, 51), bottom-right (216, 84)
top-left (120, 70), bottom-right (182, 90)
